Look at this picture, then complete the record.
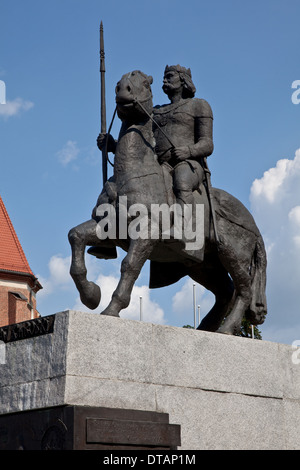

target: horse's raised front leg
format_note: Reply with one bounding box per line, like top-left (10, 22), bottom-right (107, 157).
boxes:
top-left (68, 219), bottom-right (101, 310)
top-left (101, 239), bottom-right (155, 317)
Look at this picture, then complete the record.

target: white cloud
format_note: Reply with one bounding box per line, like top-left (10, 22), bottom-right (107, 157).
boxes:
top-left (0, 97), bottom-right (34, 118)
top-left (288, 206), bottom-right (300, 226)
top-left (172, 278), bottom-right (196, 314)
top-left (250, 148), bottom-right (300, 344)
top-left (172, 277), bottom-right (214, 327)
top-left (48, 255), bottom-right (71, 284)
top-left (121, 283), bottom-right (165, 324)
top-left (37, 254), bottom-right (72, 298)
top-left (56, 140), bottom-right (80, 166)
top-left (251, 158), bottom-right (290, 203)
top-left (251, 148), bottom-right (300, 207)
top-left (38, 252), bottom-right (105, 299)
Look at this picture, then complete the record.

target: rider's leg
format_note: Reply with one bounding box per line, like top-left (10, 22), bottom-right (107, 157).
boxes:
top-left (172, 161), bottom-right (205, 256)
top-left (173, 160), bottom-right (202, 207)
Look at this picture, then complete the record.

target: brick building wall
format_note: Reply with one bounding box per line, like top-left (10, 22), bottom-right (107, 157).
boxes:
top-left (0, 195), bottom-right (42, 327)
top-left (0, 276), bottom-right (39, 327)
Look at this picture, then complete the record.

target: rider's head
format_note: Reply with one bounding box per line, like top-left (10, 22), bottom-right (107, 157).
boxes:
top-left (163, 65), bottom-right (196, 99)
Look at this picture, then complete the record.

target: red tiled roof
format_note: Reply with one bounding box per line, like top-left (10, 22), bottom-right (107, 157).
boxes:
top-left (0, 195), bottom-right (34, 275)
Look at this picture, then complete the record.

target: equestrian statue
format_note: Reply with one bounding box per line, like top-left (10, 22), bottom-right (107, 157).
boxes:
top-left (68, 63), bottom-right (267, 335)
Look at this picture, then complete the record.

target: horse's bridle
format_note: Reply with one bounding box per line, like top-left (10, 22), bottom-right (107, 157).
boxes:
top-left (105, 75), bottom-right (175, 169)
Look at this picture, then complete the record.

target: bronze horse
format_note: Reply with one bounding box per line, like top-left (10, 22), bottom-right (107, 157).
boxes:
top-left (68, 70), bottom-right (267, 335)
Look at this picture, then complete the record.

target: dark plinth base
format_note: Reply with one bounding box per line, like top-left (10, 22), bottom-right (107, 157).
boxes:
top-left (0, 405), bottom-right (181, 450)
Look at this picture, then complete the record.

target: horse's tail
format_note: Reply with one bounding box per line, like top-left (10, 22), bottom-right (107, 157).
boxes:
top-left (246, 234), bottom-right (267, 325)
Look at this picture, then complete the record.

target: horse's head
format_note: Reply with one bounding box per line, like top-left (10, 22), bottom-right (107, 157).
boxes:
top-left (115, 70), bottom-right (153, 123)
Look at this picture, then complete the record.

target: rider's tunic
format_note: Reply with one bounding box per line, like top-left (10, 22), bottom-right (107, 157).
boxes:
top-left (152, 97), bottom-right (214, 175)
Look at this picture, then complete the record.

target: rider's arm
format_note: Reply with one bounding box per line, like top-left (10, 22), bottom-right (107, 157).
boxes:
top-left (189, 99), bottom-right (214, 159)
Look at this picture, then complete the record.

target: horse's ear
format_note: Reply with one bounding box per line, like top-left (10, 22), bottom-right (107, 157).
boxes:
top-left (148, 75), bottom-right (153, 85)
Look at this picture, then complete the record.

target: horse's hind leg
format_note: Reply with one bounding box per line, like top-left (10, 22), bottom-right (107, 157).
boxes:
top-left (101, 239), bottom-right (154, 317)
top-left (68, 219), bottom-right (101, 310)
top-left (188, 264), bottom-right (234, 332)
top-left (217, 257), bottom-right (252, 335)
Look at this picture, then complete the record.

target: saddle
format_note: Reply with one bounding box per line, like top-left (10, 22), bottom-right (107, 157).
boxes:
top-left (88, 164), bottom-right (212, 265)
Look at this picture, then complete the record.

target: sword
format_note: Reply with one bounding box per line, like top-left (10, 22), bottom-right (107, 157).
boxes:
top-left (202, 157), bottom-right (219, 244)
top-left (100, 21), bottom-right (107, 185)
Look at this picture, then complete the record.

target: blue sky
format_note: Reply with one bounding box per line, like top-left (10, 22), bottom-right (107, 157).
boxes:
top-left (1, 0), bottom-right (300, 344)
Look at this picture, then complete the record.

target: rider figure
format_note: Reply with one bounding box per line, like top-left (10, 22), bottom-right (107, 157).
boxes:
top-left (96, 65), bottom-right (214, 254)
top-left (97, 65), bottom-right (214, 206)
top-left (153, 64), bottom-right (214, 212)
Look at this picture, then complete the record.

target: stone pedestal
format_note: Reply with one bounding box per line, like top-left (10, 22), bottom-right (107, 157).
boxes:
top-left (0, 405), bottom-right (180, 450)
top-left (0, 310), bottom-right (300, 450)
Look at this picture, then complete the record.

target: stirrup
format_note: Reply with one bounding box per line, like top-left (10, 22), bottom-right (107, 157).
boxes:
top-left (87, 246), bottom-right (117, 259)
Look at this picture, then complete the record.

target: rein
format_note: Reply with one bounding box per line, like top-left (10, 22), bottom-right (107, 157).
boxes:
top-left (127, 73), bottom-right (175, 149)
top-left (133, 97), bottom-right (175, 150)
top-left (104, 87), bottom-right (174, 169)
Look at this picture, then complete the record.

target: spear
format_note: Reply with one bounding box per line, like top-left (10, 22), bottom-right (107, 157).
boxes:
top-left (100, 21), bottom-right (107, 185)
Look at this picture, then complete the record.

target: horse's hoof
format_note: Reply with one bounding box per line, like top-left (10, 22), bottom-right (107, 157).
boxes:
top-left (100, 307), bottom-right (120, 317)
top-left (216, 326), bottom-right (233, 335)
top-left (80, 281), bottom-right (101, 310)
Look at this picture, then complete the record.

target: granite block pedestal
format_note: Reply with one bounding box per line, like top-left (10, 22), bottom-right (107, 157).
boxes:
top-left (0, 310), bottom-right (299, 450)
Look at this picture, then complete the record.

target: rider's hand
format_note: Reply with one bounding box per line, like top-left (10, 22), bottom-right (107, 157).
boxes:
top-left (97, 133), bottom-right (116, 153)
top-left (171, 146), bottom-right (189, 162)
